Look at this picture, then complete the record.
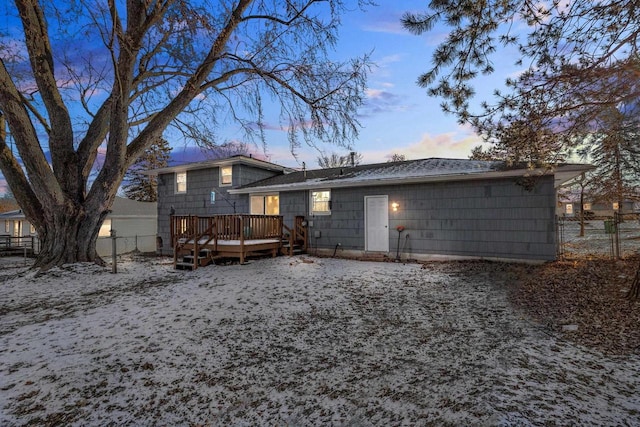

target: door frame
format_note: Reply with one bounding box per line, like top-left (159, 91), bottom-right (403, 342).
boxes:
top-left (364, 195), bottom-right (389, 252)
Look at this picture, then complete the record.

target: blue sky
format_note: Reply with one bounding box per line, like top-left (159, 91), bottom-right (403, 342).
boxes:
top-left (213, 0), bottom-right (517, 168)
top-left (0, 1), bottom-right (524, 195)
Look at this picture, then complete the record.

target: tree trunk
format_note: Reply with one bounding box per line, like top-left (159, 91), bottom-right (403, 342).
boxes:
top-left (627, 260), bottom-right (640, 300)
top-left (33, 203), bottom-right (107, 269)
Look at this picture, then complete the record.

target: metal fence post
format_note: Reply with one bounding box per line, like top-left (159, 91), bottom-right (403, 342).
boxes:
top-left (110, 229), bottom-right (117, 273)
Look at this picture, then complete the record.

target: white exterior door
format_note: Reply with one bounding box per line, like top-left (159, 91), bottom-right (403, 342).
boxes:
top-left (365, 195), bottom-right (389, 252)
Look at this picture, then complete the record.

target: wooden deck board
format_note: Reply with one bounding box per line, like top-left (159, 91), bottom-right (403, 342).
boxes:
top-left (179, 239), bottom-right (282, 265)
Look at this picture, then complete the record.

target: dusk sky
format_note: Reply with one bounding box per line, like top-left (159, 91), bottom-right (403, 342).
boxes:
top-left (234, 0), bottom-right (518, 167)
top-left (189, 0), bottom-right (521, 169)
top-left (0, 1), bottom-right (526, 195)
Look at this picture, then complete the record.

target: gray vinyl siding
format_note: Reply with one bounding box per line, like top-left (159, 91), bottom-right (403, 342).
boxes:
top-left (156, 164), bottom-right (558, 260)
top-left (284, 176), bottom-right (557, 261)
top-left (155, 164), bottom-right (281, 254)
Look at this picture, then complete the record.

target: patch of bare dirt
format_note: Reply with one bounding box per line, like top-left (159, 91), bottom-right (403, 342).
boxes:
top-left (507, 255), bottom-right (640, 356)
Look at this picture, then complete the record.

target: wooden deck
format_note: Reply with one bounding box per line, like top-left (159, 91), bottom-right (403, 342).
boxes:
top-left (0, 235), bottom-right (37, 257)
top-left (171, 214), bottom-right (307, 269)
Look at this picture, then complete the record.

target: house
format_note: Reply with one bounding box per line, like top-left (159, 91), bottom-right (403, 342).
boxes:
top-left (0, 208), bottom-right (38, 254)
top-left (0, 197), bottom-right (157, 257)
top-left (557, 197), bottom-right (637, 219)
top-left (95, 197), bottom-right (158, 256)
top-left (150, 155), bottom-right (591, 263)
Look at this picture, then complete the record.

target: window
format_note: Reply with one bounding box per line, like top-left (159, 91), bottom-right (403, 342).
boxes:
top-left (99, 219), bottom-right (112, 237)
top-left (250, 194), bottom-right (279, 215)
top-left (583, 203), bottom-right (592, 211)
top-left (311, 190), bottom-right (331, 215)
top-left (30, 224), bottom-right (36, 234)
top-left (210, 191), bottom-right (216, 205)
top-left (565, 203), bottom-right (573, 215)
top-left (4, 220), bottom-right (8, 233)
top-left (613, 202), bottom-right (619, 211)
top-left (175, 171), bottom-right (187, 193)
top-left (220, 166), bottom-right (232, 186)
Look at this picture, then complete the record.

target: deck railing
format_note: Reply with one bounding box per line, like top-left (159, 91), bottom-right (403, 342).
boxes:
top-left (0, 235), bottom-right (39, 256)
top-left (294, 215), bottom-right (308, 251)
top-left (170, 214), bottom-right (284, 249)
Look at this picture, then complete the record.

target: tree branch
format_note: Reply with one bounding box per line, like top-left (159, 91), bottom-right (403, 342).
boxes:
top-left (15, 0), bottom-right (74, 165)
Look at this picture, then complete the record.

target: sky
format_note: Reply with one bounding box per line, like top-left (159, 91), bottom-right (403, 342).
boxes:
top-left (168, 0), bottom-right (519, 169)
top-left (0, 0), bottom-right (524, 195)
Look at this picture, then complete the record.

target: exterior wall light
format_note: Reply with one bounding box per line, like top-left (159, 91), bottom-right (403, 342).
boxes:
top-left (391, 202), bottom-right (400, 212)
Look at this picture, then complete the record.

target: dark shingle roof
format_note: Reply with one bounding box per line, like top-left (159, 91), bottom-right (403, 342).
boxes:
top-left (236, 158), bottom-right (502, 190)
top-left (229, 158), bottom-right (593, 194)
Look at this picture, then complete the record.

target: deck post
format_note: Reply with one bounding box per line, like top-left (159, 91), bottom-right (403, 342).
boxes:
top-left (239, 215), bottom-right (245, 264)
top-left (192, 215), bottom-right (199, 270)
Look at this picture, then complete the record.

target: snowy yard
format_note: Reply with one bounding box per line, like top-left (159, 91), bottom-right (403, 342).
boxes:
top-left (560, 218), bottom-right (640, 258)
top-left (1, 254), bottom-right (639, 426)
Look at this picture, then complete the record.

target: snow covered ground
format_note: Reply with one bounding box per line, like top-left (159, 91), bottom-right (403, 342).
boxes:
top-left (1, 254), bottom-right (639, 426)
top-left (560, 219), bottom-right (640, 258)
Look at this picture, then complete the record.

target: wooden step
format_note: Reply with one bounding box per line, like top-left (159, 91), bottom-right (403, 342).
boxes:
top-left (175, 262), bottom-right (195, 270)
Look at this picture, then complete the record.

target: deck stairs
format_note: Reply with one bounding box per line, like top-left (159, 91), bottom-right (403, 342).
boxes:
top-left (281, 237), bottom-right (305, 256)
top-left (175, 248), bottom-right (216, 270)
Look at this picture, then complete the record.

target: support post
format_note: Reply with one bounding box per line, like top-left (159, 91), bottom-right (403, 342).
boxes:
top-left (111, 229), bottom-right (117, 274)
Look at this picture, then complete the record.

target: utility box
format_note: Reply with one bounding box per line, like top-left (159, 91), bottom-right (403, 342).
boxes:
top-left (604, 220), bottom-right (616, 234)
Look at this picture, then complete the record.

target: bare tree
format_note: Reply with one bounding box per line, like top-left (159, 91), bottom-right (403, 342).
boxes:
top-left (388, 153), bottom-right (406, 162)
top-left (317, 151), bottom-right (362, 168)
top-left (0, 0), bottom-right (371, 268)
top-left (0, 193), bottom-right (18, 213)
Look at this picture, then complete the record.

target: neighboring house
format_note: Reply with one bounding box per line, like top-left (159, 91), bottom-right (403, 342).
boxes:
top-left (557, 198), bottom-right (637, 219)
top-left (96, 197), bottom-right (158, 257)
top-left (0, 209), bottom-right (38, 252)
top-left (0, 197), bottom-right (157, 257)
top-left (150, 155), bottom-right (591, 262)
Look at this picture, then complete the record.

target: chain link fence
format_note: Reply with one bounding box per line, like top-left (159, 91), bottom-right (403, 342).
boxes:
top-left (557, 213), bottom-right (640, 259)
top-left (96, 233), bottom-right (159, 257)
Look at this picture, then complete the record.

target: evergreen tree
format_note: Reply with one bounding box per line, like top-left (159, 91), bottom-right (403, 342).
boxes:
top-left (470, 116), bottom-right (568, 166)
top-left (579, 106), bottom-right (640, 210)
top-left (123, 138), bottom-right (172, 202)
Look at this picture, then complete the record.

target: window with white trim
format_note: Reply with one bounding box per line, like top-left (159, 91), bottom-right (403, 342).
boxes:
top-left (250, 194), bottom-right (279, 215)
top-left (4, 220), bottom-right (9, 233)
top-left (175, 171), bottom-right (187, 193)
top-left (311, 190), bottom-right (331, 215)
top-left (583, 203), bottom-right (592, 211)
top-left (220, 166), bottom-right (232, 186)
top-left (565, 203), bottom-right (573, 215)
top-left (30, 224), bottom-right (36, 234)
